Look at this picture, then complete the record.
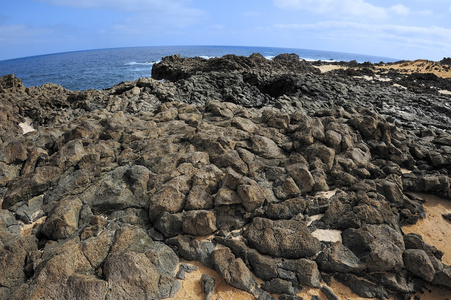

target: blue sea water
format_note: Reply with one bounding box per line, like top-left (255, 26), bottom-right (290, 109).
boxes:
top-left (0, 45), bottom-right (398, 91)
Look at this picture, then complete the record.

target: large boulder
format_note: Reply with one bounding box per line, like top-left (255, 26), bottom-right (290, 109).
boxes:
top-left (245, 217), bottom-right (321, 258)
top-left (316, 242), bottom-right (366, 274)
top-left (213, 247), bottom-right (257, 292)
top-left (403, 249), bottom-right (435, 282)
top-left (342, 224), bottom-right (405, 272)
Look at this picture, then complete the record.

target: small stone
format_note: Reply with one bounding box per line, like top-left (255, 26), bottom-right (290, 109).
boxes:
top-left (175, 263), bottom-right (198, 280)
top-left (320, 285), bottom-right (339, 300)
top-left (201, 273), bottom-right (215, 300)
top-left (442, 213), bottom-right (451, 221)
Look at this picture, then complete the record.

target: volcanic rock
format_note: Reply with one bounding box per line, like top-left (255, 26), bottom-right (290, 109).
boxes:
top-left (1, 54), bottom-right (451, 299)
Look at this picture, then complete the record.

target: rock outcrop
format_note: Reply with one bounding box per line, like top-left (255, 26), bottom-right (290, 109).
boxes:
top-left (0, 53), bottom-right (450, 299)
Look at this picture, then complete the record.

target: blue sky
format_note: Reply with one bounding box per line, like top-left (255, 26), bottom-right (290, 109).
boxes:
top-left (0, 0), bottom-right (450, 61)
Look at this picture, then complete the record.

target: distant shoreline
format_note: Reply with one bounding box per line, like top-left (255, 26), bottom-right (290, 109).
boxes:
top-left (0, 46), bottom-right (399, 91)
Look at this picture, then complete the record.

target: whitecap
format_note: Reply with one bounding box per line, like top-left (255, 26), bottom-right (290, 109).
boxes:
top-left (198, 55), bottom-right (216, 60)
top-left (301, 58), bottom-right (338, 62)
top-left (125, 61), bottom-right (155, 66)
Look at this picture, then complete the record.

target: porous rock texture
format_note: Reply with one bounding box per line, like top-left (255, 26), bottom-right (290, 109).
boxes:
top-left (0, 53), bottom-right (450, 299)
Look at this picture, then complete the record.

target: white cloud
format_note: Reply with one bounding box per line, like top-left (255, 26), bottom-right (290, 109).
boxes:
top-left (390, 4), bottom-right (410, 16)
top-left (273, 21), bottom-right (451, 58)
top-left (274, 0), bottom-right (387, 19)
top-left (36, 0), bottom-right (207, 36)
top-left (0, 24), bottom-right (54, 44)
top-left (275, 21), bottom-right (451, 38)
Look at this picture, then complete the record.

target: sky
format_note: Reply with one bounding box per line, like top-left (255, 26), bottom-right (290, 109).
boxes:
top-left (0, 0), bottom-right (451, 61)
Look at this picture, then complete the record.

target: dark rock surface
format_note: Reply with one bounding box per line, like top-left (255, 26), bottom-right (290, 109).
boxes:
top-left (0, 53), bottom-right (450, 299)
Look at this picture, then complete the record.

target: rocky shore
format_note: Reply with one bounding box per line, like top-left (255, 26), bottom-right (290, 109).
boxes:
top-left (0, 53), bottom-right (450, 300)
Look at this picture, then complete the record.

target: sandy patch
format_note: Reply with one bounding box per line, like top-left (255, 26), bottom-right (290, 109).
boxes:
top-left (400, 193), bottom-right (451, 300)
top-left (377, 60), bottom-right (451, 79)
top-left (19, 117), bottom-right (35, 134)
top-left (402, 193), bottom-right (451, 265)
top-left (316, 188), bottom-right (338, 199)
top-left (314, 64), bottom-right (347, 73)
top-left (354, 75), bottom-right (392, 82)
top-left (20, 216), bottom-right (46, 237)
top-left (308, 214), bottom-right (325, 226)
top-left (311, 229), bottom-right (342, 243)
top-left (172, 260), bottom-right (254, 300)
top-left (171, 260), bottom-right (382, 300)
top-left (401, 168), bottom-right (413, 174)
top-left (298, 278), bottom-right (383, 300)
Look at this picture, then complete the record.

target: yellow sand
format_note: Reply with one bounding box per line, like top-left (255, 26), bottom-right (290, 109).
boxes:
top-left (172, 260), bottom-right (254, 300)
top-left (315, 60), bottom-right (451, 82)
top-left (377, 59), bottom-right (451, 78)
top-left (314, 65), bottom-right (348, 73)
top-left (402, 192), bottom-right (451, 300)
top-left (402, 193), bottom-right (451, 265)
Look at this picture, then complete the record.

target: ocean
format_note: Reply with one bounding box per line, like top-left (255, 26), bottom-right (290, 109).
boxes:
top-left (0, 45), bottom-right (398, 91)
